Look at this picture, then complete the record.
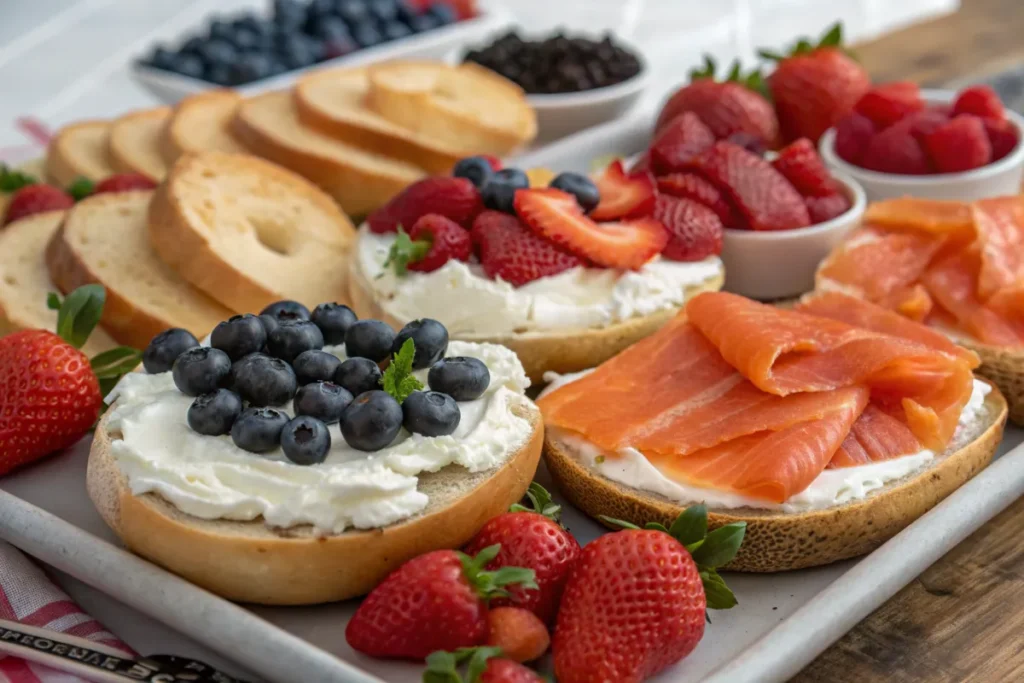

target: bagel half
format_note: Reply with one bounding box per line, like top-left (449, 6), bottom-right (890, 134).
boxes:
top-left (161, 90), bottom-right (248, 164)
top-left (88, 401), bottom-right (543, 605)
top-left (45, 120), bottom-right (115, 186)
top-left (962, 341), bottom-right (1024, 426)
top-left (107, 107), bottom-right (172, 181)
top-left (543, 380), bottom-right (1006, 572)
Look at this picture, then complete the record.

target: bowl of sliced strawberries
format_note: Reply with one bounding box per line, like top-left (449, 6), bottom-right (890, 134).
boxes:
top-left (820, 85), bottom-right (1024, 201)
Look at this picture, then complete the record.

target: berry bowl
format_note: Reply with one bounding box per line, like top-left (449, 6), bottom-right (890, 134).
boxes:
top-left (720, 169), bottom-right (866, 301)
top-left (819, 88), bottom-right (1024, 202)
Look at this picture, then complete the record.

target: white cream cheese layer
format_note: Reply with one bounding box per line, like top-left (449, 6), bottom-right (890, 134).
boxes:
top-left (356, 225), bottom-right (722, 336)
top-left (105, 341), bottom-right (532, 535)
top-left (541, 370), bottom-right (991, 512)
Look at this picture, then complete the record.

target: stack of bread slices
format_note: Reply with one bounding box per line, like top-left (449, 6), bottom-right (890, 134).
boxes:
top-left (43, 60), bottom-right (537, 217)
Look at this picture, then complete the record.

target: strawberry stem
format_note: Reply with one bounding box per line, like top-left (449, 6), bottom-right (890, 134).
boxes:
top-left (457, 544), bottom-right (538, 602)
top-left (0, 164), bottom-right (38, 193)
top-left (423, 647), bottom-right (503, 683)
top-left (66, 176), bottom-right (95, 202)
top-left (509, 482), bottom-right (562, 520)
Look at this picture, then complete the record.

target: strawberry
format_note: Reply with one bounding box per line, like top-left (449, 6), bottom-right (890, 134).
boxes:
top-left (898, 107), bottom-right (951, 142)
top-left (761, 23), bottom-right (870, 144)
top-left (3, 184), bottom-right (74, 226)
top-left (368, 177), bottom-right (483, 234)
top-left (94, 173), bottom-right (158, 194)
top-left (648, 112), bottom-right (716, 176)
top-left (983, 117), bottom-right (1020, 161)
top-left (770, 138), bottom-right (836, 197)
top-left (860, 123), bottom-right (931, 175)
top-left (952, 85), bottom-right (1005, 121)
top-left (472, 211), bottom-right (584, 287)
top-left (553, 506), bottom-right (746, 683)
top-left (0, 286), bottom-right (140, 475)
top-left (691, 141), bottom-right (810, 231)
top-left (486, 607), bottom-right (549, 663)
top-left (655, 57), bottom-right (779, 148)
top-left (652, 195), bottom-right (724, 261)
top-left (628, 152), bottom-right (651, 174)
top-left (854, 81), bottom-right (925, 129)
top-left (833, 112), bottom-right (876, 165)
top-left (723, 131), bottom-right (768, 156)
top-left (464, 484), bottom-right (581, 626)
top-left (345, 545), bottom-right (537, 661)
top-left (923, 115), bottom-right (992, 173)
top-left (656, 172), bottom-right (738, 228)
top-left (424, 647), bottom-right (544, 683)
top-left (383, 214), bottom-right (472, 275)
top-left (589, 160), bottom-right (656, 221)
top-left (514, 188), bottom-right (668, 269)
top-left (480, 155), bottom-right (502, 171)
top-left (805, 192), bottom-right (852, 223)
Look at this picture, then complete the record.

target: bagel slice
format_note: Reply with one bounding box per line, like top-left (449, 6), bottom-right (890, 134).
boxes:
top-left (45, 120), bottom-right (115, 186)
top-left (148, 152), bottom-right (356, 314)
top-left (161, 90), bottom-right (248, 164)
top-left (107, 107), bottom-right (172, 181)
top-left (962, 341), bottom-right (1024, 425)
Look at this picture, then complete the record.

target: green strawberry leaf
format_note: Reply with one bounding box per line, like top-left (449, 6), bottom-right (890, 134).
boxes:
top-left (382, 226), bottom-right (431, 277)
top-left (465, 647), bottom-right (502, 682)
top-left (0, 164), bottom-right (38, 193)
top-left (793, 38), bottom-right (814, 55)
top-left (46, 292), bottom-right (62, 311)
top-left (669, 504), bottom-right (708, 547)
top-left (700, 569), bottom-right (738, 610)
top-left (757, 49), bottom-right (786, 62)
top-left (818, 21), bottom-right (843, 48)
top-left (690, 522), bottom-right (746, 569)
top-left (509, 482), bottom-right (562, 520)
top-left (423, 650), bottom-right (461, 683)
top-left (726, 59), bottom-right (742, 82)
top-left (379, 337), bottom-right (423, 403)
top-left (91, 347), bottom-right (143, 378)
top-left (458, 544), bottom-right (538, 601)
top-left (599, 515), bottom-right (641, 530)
top-left (688, 54), bottom-right (716, 81)
top-left (66, 177), bottom-right (95, 202)
top-left (56, 285), bottom-right (106, 349)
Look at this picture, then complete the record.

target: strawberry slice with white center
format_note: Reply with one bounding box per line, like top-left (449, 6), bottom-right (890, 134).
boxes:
top-left (514, 188), bottom-right (668, 270)
top-left (589, 160), bottom-right (657, 221)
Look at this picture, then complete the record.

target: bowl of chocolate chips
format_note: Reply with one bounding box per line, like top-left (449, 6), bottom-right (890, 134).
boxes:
top-left (454, 29), bottom-right (649, 143)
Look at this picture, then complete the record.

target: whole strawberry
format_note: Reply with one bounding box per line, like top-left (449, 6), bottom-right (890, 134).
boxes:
top-left (384, 215), bottom-right (472, 275)
top-left (553, 506), bottom-right (746, 683)
top-left (424, 647), bottom-right (544, 683)
top-left (3, 184), bottom-right (74, 226)
top-left (94, 173), bottom-right (158, 194)
top-left (655, 57), bottom-right (779, 149)
top-left (0, 285), bottom-right (139, 474)
top-left (471, 210), bottom-right (584, 287)
top-left (761, 23), bottom-right (870, 144)
top-left (464, 483), bottom-right (581, 626)
top-left (368, 177), bottom-right (483, 234)
top-left (345, 545), bottom-right (537, 661)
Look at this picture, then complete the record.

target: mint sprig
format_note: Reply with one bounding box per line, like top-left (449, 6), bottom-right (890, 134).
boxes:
top-left (0, 164), bottom-right (38, 193)
top-left (510, 482), bottom-right (562, 521)
top-left (380, 337), bottom-right (423, 403)
top-left (382, 226), bottom-right (431, 277)
top-left (66, 176), bottom-right (95, 201)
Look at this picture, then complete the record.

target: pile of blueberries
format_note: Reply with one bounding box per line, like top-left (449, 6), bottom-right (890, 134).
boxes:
top-left (453, 156), bottom-right (601, 214)
top-left (142, 300), bottom-right (491, 465)
top-left (140, 0), bottom-right (460, 87)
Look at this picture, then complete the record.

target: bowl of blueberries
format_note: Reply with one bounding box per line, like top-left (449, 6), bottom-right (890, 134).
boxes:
top-left (454, 29), bottom-right (650, 144)
top-left (133, 0), bottom-right (512, 103)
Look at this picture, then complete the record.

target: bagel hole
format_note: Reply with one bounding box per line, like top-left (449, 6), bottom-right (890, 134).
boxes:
top-left (250, 217), bottom-right (293, 256)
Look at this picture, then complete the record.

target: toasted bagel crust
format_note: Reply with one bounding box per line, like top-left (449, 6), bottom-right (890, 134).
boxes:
top-left (963, 340), bottom-right (1024, 426)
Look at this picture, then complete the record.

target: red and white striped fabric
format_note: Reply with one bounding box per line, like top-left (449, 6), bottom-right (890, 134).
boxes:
top-left (0, 118), bottom-right (50, 166)
top-left (0, 540), bottom-right (132, 682)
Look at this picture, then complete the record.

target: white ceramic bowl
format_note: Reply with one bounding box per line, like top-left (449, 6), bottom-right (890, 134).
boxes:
top-left (721, 169), bottom-right (867, 301)
top-left (819, 88), bottom-right (1024, 202)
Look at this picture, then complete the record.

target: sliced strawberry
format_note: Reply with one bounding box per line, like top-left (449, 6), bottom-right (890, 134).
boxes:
top-left (854, 81), bottom-right (924, 129)
top-left (472, 210), bottom-right (584, 286)
top-left (805, 192), bottom-right (852, 224)
top-left (656, 173), bottom-right (739, 228)
top-left (833, 112), bottom-right (876, 166)
top-left (3, 185), bottom-right (75, 226)
top-left (514, 188), bottom-right (667, 270)
top-left (628, 153), bottom-right (652, 174)
top-left (652, 195), bottom-right (723, 261)
top-left (589, 160), bottom-right (656, 221)
top-left (770, 138), bottom-right (836, 197)
top-left (367, 177), bottom-right (482, 234)
top-left (952, 85), bottom-right (1005, 121)
top-left (983, 117), bottom-right (1019, 161)
top-left (649, 112), bottom-right (716, 176)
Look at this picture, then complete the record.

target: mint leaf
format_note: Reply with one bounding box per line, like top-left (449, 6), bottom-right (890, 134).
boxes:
top-left (0, 165), bottom-right (38, 193)
top-left (91, 347), bottom-right (142, 378)
top-left (380, 337), bottom-right (423, 403)
top-left (382, 226), bottom-right (431, 277)
top-left (598, 515), bottom-right (641, 531)
top-left (701, 569), bottom-right (738, 610)
top-left (56, 284), bottom-right (106, 349)
top-left (46, 292), bottom-right (62, 311)
top-left (670, 504), bottom-right (708, 547)
top-left (66, 177), bottom-right (95, 201)
top-left (691, 522), bottom-right (746, 569)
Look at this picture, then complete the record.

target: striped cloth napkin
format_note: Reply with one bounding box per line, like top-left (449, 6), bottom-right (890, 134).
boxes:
top-left (0, 540), bottom-right (132, 682)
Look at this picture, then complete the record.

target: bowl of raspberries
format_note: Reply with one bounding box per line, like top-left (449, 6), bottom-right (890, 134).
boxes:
top-left (820, 84), bottom-right (1024, 201)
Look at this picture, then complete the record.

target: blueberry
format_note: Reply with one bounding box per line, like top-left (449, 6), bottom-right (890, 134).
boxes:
top-left (313, 16), bottom-right (352, 42)
top-left (278, 36), bottom-right (321, 68)
top-left (393, 319), bottom-right (448, 369)
top-left (427, 3), bottom-right (457, 24)
top-left (345, 319), bottom-right (396, 362)
top-left (231, 52), bottom-right (276, 84)
top-left (195, 39), bottom-right (238, 67)
top-left (402, 391), bottom-right (460, 436)
top-left (146, 46), bottom-right (177, 70)
top-left (230, 28), bottom-right (262, 51)
top-left (428, 356), bottom-right (490, 401)
top-left (311, 303), bottom-right (358, 345)
top-left (337, 0), bottom-right (370, 24)
top-left (179, 36), bottom-right (206, 55)
top-left (232, 13), bottom-right (264, 34)
top-left (261, 300), bottom-right (311, 320)
top-left (407, 13), bottom-right (438, 33)
top-left (267, 319), bottom-right (324, 363)
top-left (396, 1), bottom-right (422, 23)
top-left (453, 156), bottom-right (494, 189)
top-left (293, 349), bottom-right (342, 385)
top-left (230, 353), bottom-right (297, 406)
top-left (211, 314), bottom-right (268, 361)
top-left (334, 357), bottom-right (383, 396)
top-left (206, 64), bottom-right (236, 86)
top-left (208, 19), bottom-right (235, 42)
top-left (351, 21), bottom-right (383, 48)
top-left (273, 0), bottom-right (307, 29)
top-left (143, 328), bottom-right (200, 374)
top-left (380, 21), bottom-right (412, 42)
top-left (294, 381), bottom-right (353, 424)
top-left (172, 347), bottom-right (231, 396)
top-left (340, 390), bottom-right (403, 451)
top-left (307, 0), bottom-right (338, 19)
top-left (281, 415), bottom-right (332, 465)
top-left (324, 36), bottom-right (359, 59)
top-left (187, 389), bottom-right (243, 436)
top-left (369, 0), bottom-right (399, 23)
top-left (231, 407), bottom-right (288, 453)
top-left (550, 172), bottom-right (601, 214)
top-left (172, 54), bottom-right (206, 80)
top-left (481, 168), bottom-right (529, 214)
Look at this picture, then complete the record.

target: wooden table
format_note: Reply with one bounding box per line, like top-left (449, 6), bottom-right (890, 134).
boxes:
top-left (794, 1), bottom-right (1024, 679)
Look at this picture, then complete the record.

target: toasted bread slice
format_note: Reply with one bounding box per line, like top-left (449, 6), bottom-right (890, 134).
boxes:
top-left (232, 90), bottom-right (426, 217)
top-left (45, 121), bottom-right (115, 187)
top-left (544, 380), bottom-right (1006, 572)
top-left (0, 210), bottom-right (117, 355)
top-left (87, 399), bottom-right (543, 605)
top-left (294, 67), bottom-right (463, 174)
top-left (161, 90), bottom-right (248, 165)
top-left (149, 152), bottom-right (356, 314)
top-left (45, 191), bottom-right (234, 349)
top-left (108, 107), bottom-right (172, 181)
top-left (365, 60), bottom-right (537, 156)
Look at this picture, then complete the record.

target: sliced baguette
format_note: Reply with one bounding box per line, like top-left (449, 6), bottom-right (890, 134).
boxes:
top-left (108, 107), bottom-right (172, 181)
top-left (231, 90), bottom-right (426, 217)
top-left (161, 90), bottom-right (248, 165)
top-left (45, 191), bottom-right (234, 349)
top-left (149, 152), bottom-right (356, 314)
top-left (544, 380), bottom-right (1007, 572)
top-left (87, 400), bottom-right (543, 605)
top-left (0, 210), bottom-right (117, 355)
top-left (294, 67), bottom-right (465, 174)
top-left (45, 121), bottom-right (115, 187)
top-left (365, 60), bottom-right (537, 156)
